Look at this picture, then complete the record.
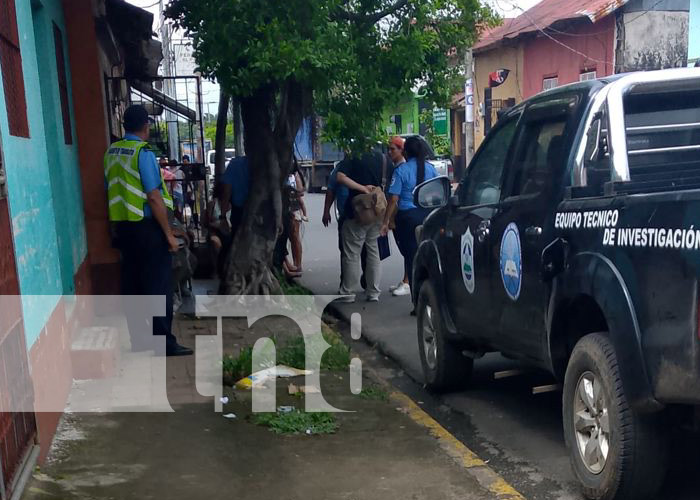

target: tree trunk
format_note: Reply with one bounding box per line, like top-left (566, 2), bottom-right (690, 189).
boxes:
top-left (232, 98), bottom-right (245, 156)
top-left (214, 90), bottom-right (230, 178)
top-left (221, 80), bottom-right (309, 295)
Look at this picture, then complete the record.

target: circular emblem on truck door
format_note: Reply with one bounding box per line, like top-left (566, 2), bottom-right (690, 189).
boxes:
top-left (461, 227), bottom-right (475, 294)
top-left (500, 222), bottom-right (522, 301)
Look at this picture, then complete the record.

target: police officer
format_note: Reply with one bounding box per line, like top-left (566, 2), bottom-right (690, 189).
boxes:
top-left (104, 105), bottom-right (193, 356)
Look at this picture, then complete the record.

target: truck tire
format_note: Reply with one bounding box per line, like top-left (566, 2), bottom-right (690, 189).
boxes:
top-left (563, 333), bottom-right (667, 500)
top-left (417, 280), bottom-right (473, 392)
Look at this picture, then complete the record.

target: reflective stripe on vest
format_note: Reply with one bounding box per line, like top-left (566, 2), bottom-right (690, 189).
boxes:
top-left (104, 140), bottom-right (173, 222)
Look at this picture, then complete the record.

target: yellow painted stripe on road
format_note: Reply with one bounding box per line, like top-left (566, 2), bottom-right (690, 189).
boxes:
top-left (390, 391), bottom-right (526, 500)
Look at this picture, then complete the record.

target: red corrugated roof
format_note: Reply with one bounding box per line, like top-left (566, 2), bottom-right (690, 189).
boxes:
top-left (474, 0), bottom-right (629, 51)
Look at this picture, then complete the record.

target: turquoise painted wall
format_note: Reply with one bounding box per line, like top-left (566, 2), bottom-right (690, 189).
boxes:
top-left (690, 0), bottom-right (700, 64)
top-left (0, 0), bottom-right (87, 345)
top-left (31, 0), bottom-right (87, 294)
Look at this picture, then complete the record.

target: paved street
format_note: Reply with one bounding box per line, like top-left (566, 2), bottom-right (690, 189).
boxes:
top-left (300, 193), bottom-right (700, 500)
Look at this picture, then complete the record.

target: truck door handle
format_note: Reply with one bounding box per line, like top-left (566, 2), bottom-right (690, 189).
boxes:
top-left (525, 226), bottom-right (542, 237)
top-left (476, 220), bottom-right (490, 242)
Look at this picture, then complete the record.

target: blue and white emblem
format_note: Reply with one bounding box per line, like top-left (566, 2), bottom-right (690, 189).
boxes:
top-left (461, 227), bottom-right (475, 294)
top-left (499, 222), bottom-right (522, 301)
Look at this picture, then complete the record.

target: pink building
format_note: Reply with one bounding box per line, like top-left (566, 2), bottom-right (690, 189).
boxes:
top-left (471, 0), bottom-right (689, 146)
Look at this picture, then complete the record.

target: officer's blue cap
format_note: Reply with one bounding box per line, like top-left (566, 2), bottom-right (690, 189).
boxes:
top-left (123, 105), bottom-right (153, 132)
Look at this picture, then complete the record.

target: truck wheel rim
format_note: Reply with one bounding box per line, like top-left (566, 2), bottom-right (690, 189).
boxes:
top-left (422, 305), bottom-right (437, 370)
top-left (573, 371), bottom-right (610, 474)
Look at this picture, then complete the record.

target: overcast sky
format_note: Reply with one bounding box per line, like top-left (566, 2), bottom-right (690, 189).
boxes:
top-left (126, 0), bottom-right (545, 29)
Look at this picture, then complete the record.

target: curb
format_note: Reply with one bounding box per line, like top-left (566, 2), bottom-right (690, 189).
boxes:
top-left (325, 302), bottom-right (526, 499)
top-left (389, 391), bottom-right (525, 500)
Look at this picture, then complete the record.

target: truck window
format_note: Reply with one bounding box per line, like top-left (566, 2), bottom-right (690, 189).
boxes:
top-left (459, 117), bottom-right (518, 206)
top-left (504, 96), bottom-right (578, 199)
top-left (506, 118), bottom-right (567, 198)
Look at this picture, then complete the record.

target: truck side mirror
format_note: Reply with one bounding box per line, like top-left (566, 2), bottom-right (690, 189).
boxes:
top-left (413, 176), bottom-right (451, 209)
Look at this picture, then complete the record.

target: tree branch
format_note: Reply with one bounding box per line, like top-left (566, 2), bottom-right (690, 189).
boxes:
top-left (334, 0), bottom-right (409, 25)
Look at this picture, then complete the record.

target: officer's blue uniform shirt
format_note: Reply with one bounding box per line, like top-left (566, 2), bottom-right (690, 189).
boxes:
top-left (327, 163), bottom-right (349, 220)
top-left (124, 133), bottom-right (161, 218)
top-left (221, 156), bottom-right (250, 208)
top-left (388, 158), bottom-right (437, 211)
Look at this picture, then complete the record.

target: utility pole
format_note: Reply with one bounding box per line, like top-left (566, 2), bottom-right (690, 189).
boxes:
top-left (159, 0), bottom-right (179, 160)
top-left (464, 48), bottom-right (475, 168)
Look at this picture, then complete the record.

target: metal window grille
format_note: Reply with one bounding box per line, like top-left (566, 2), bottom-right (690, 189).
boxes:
top-left (580, 71), bottom-right (597, 82)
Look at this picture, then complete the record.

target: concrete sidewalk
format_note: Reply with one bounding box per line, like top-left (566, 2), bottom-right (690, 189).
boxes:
top-left (22, 313), bottom-right (497, 500)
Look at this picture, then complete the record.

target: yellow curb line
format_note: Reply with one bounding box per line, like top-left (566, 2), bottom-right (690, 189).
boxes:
top-left (390, 391), bottom-right (526, 500)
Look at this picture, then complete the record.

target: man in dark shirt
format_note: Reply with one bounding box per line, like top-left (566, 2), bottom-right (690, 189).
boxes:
top-left (336, 151), bottom-right (384, 302)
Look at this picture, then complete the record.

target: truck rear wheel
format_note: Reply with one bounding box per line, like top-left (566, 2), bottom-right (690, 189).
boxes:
top-left (563, 333), bottom-right (667, 500)
top-left (417, 280), bottom-right (473, 392)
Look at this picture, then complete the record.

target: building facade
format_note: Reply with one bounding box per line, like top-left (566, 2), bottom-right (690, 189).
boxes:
top-left (0, 0), bottom-right (160, 494)
top-left (471, 0), bottom-right (690, 148)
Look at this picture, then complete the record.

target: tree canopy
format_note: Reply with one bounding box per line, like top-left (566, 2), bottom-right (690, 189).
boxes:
top-left (167, 0), bottom-right (496, 151)
top-left (166, 0), bottom-right (498, 295)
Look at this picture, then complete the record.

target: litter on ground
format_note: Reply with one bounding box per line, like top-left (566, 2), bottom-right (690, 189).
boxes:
top-left (235, 365), bottom-right (313, 390)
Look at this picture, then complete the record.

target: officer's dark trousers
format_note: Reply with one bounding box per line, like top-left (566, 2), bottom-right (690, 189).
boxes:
top-left (394, 207), bottom-right (430, 289)
top-left (116, 219), bottom-right (176, 352)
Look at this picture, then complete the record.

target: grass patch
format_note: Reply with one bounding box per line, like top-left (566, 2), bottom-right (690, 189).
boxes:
top-left (358, 385), bottom-right (389, 401)
top-left (252, 410), bottom-right (338, 435)
top-left (276, 325), bottom-right (350, 371)
top-left (222, 346), bottom-right (254, 383)
top-left (222, 325), bottom-right (350, 386)
top-left (276, 273), bottom-right (312, 295)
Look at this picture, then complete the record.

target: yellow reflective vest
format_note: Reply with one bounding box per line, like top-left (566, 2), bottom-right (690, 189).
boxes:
top-left (104, 139), bottom-right (173, 222)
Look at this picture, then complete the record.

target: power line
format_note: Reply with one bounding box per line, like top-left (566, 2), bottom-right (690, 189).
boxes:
top-left (622, 0), bottom-right (667, 25)
top-left (515, 7), bottom-right (614, 66)
top-left (495, 0), bottom-right (667, 41)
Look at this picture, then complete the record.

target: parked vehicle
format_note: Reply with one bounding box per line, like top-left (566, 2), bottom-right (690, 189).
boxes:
top-left (400, 134), bottom-right (453, 180)
top-left (295, 116), bottom-right (344, 192)
top-left (206, 148), bottom-right (235, 184)
top-left (411, 68), bottom-right (700, 500)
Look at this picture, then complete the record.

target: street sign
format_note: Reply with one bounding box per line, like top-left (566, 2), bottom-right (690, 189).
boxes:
top-left (433, 107), bottom-right (448, 136)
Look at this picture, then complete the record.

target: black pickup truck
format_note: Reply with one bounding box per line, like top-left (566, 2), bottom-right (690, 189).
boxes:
top-left (411, 68), bottom-right (700, 500)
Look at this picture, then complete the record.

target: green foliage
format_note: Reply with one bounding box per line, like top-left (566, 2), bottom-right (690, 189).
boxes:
top-left (204, 122), bottom-right (234, 149)
top-left (252, 410), bottom-right (338, 435)
top-left (276, 325), bottom-right (351, 371)
top-left (221, 324), bottom-right (350, 386)
top-left (222, 346), bottom-right (254, 382)
top-left (166, 0), bottom-right (498, 153)
top-left (358, 385), bottom-right (389, 401)
top-left (419, 108), bottom-right (451, 156)
top-left (276, 274), bottom-right (312, 295)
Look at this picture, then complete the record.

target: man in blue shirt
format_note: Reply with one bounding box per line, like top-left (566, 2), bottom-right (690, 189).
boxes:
top-left (322, 161), bottom-right (349, 224)
top-left (219, 156), bottom-right (249, 237)
top-left (107, 105), bottom-right (192, 356)
top-left (322, 161), bottom-right (351, 285)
